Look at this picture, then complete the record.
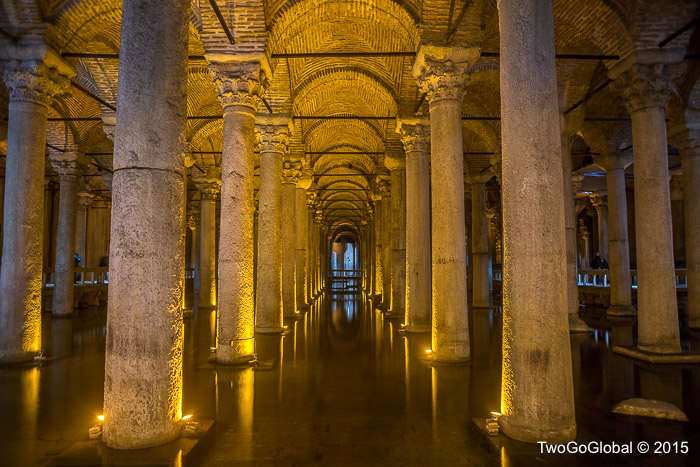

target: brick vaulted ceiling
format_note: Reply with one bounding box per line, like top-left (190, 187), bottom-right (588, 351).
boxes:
top-left (1, 0), bottom-right (699, 229)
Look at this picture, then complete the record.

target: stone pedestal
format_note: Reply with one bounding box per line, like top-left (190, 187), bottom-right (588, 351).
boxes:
top-left (596, 154), bottom-right (635, 318)
top-left (384, 150), bottom-right (406, 318)
top-left (281, 161), bottom-right (300, 317)
top-left (209, 67), bottom-right (266, 363)
top-left (0, 55), bottom-right (72, 363)
top-left (50, 156), bottom-right (85, 317)
top-left (198, 182), bottom-right (219, 309)
top-left (414, 45), bottom-right (478, 361)
top-left (611, 55), bottom-right (683, 354)
top-left (469, 172), bottom-right (494, 310)
top-left (498, 0), bottom-right (576, 443)
top-left (102, 0), bottom-right (189, 449)
top-left (398, 120), bottom-right (430, 332)
top-left (255, 118), bottom-right (291, 333)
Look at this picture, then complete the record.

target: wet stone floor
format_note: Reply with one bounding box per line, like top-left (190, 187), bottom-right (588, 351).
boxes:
top-left (1, 282), bottom-right (699, 466)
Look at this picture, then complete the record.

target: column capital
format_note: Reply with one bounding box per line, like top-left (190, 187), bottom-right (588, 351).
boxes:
top-left (413, 45), bottom-right (479, 103)
top-left (571, 174), bottom-right (585, 193)
top-left (77, 191), bottom-right (94, 211)
top-left (610, 60), bottom-right (685, 113)
top-left (466, 170), bottom-right (494, 185)
top-left (397, 118), bottom-right (430, 153)
top-left (198, 180), bottom-right (221, 200)
top-left (49, 152), bottom-right (89, 180)
top-left (255, 115), bottom-right (292, 154)
top-left (296, 171), bottom-right (313, 190)
top-left (383, 152), bottom-right (406, 171)
top-left (589, 192), bottom-right (607, 212)
top-left (376, 175), bottom-right (391, 196)
top-left (209, 61), bottom-right (269, 113)
top-left (306, 189), bottom-right (317, 208)
top-left (594, 153), bottom-right (633, 172)
top-left (187, 214), bottom-right (198, 231)
top-left (282, 160), bottom-right (302, 184)
top-left (669, 126), bottom-right (700, 157)
top-left (102, 111), bottom-right (116, 141)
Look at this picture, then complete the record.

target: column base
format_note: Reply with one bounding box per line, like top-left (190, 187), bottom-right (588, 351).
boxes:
top-left (568, 313), bottom-right (589, 333)
top-left (500, 416), bottom-right (576, 444)
top-left (385, 310), bottom-right (404, 319)
top-left (427, 351), bottom-right (471, 364)
top-left (471, 305), bottom-right (493, 312)
top-left (255, 326), bottom-right (286, 335)
top-left (403, 324), bottom-right (430, 333)
top-left (0, 351), bottom-right (37, 364)
top-left (216, 338), bottom-right (255, 365)
top-left (606, 305), bottom-right (636, 319)
top-left (613, 345), bottom-right (700, 364)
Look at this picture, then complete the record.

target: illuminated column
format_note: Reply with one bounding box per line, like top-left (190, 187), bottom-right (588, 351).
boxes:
top-left (197, 180), bottom-right (219, 309)
top-left (498, 0), bottom-right (576, 443)
top-left (384, 148), bottom-right (406, 318)
top-left (590, 193), bottom-right (609, 260)
top-left (672, 129), bottom-right (700, 329)
top-left (610, 53), bottom-right (683, 353)
top-left (595, 153), bottom-right (634, 318)
top-left (398, 120), bottom-right (431, 332)
top-left (0, 54), bottom-right (72, 363)
top-left (306, 192), bottom-right (316, 302)
top-left (255, 118), bottom-right (291, 333)
top-left (379, 181), bottom-right (392, 310)
top-left (74, 191), bottom-right (93, 268)
top-left (469, 172), bottom-right (494, 309)
top-left (296, 173), bottom-right (313, 310)
top-left (50, 155), bottom-right (85, 317)
top-left (103, 0), bottom-right (189, 449)
top-left (209, 65), bottom-right (266, 363)
top-left (372, 191), bottom-right (384, 300)
top-left (281, 160), bottom-right (300, 317)
top-left (414, 45), bottom-right (477, 361)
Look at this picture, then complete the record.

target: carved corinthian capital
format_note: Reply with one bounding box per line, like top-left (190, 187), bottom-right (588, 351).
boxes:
top-left (397, 118), bottom-right (430, 153)
top-left (255, 115), bottom-right (292, 154)
top-left (3, 61), bottom-right (71, 107)
top-left (611, 62), bottom-right (685, 113)
top-left (413, 45), bottom-right (480, 103)
top-left (282, 160), bottom-right (302, 184)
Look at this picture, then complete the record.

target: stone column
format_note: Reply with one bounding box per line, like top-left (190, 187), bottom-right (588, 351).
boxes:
top-left (102, 0), bottom-right (189, 449)
top-left (50, 156), bottom-right (85, 317)
top-left (198, 181), bottom-right (219, 309)
top-left (469, 172), bottom-right (493, 309)
top-left (379, 182), bottom-right (392, 310)
top-left (0, 55), bottom-right (72, 363)
top-left (414, 45), bottom-right (478, 361)
top-left (75, 191), bottom-right (92, 268)
top-left (590, 193), bottom-right (609, 260)
top-left (296, 174), bottom-right (313, 311)
top-left (596, 153), bottom-right (634, 317)
top-left (209, 66), bottom-right (267, 363)
top-left (384, 149), bottom-right (406, 318)
top-left (398, 120), bottom-right (430, 332)
top-left (306, 192), bottom-right (316, 302)
top-left (610, 54), bottom-right (683, 354)
top-left (372, 191), bottom-right (384, 300)
top-left (281, 160), bottom-right (300, 317)
top-left (672, 129), bottom-right (700, 329)
top-left (498, 0), bottom-right (576, 443)
top-left (255, 117), bottom-right (291, 333)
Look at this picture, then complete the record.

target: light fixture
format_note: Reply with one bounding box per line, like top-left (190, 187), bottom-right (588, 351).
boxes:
top-left (485, 412), bottom-right (501, 436)
top-left (97, 414), bottom-right (104, 421)
top-left (89, 415), bottom-right (104, 439)
top-left (425, 349), bottom-right (432, 353)
top-left (182, 414), bottom-right (192, 421)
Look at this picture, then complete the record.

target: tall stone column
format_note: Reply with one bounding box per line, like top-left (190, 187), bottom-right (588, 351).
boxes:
top-left (102, 0), bottom-right (189, 449)
top-left (50, 156), bottom-right (85, 317)
top-left (498, 0), bottom-right (576, 443)
top-left (672, 129), bottom-right (700, 329)
top-left (596, 153), bottom-right (634, 317)
top-left (379, 182), bottom-right (392, 310)
top-left (384, 149), bottom-right (406, 318)
top-left (255, 118), bottom-right (291, 333)
top-left (209, 65), bottom-right (267, 363)
top-left (469, 172), bottom-right (494, 309)
top-left (610, 54), bottom-right (683, 354)
top-left (306, 193), bottom-right (316, 302)
top-left (372, 191), bottom-right (384, 300)
top-left (398, 120), bottom-right (430, 332)
top-left (414, 45), bottom-right (477, 361)
top-left (590, 193), bottom-right (609, 260)
top-left (296, 174), bottom-right (313, 311)
top-left (75, 191), bottom-right (92, 268)
top-left (281, 160), bottom-right (300, 317)
top-left (0, 54), bottom-right (72, 363)
top-left (197, 181), bottom-right (220, 309)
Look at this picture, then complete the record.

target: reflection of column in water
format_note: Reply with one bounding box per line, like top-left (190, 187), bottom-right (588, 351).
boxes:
top-left (431, 364), bottom-right (470, 439)
top-left (215, 367), bottom-right (254, 449)
top-left (639, 365), bottom-right (684, 442)
top-left (49, 318), bottom-right (74, 358)
top-left (21, 367), bottom-right (40, 444)
top-left (405, 334), bottom-right (432, 415)
top-left (470, 309), bottom-right (491, 363)
top-left (569, 333), bottom-right (588, 404)
top-left (255, 334), bottom-right (284, 402)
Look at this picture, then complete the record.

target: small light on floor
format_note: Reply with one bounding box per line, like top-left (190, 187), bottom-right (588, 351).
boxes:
top-left (485, 412), bottom-right (501, 436)
top-left (425, 349), bottom-right (432, 354)
top-left (182, 414), bottom-right (192, 421)
top-left (97, 414), bottom-right (104, 421)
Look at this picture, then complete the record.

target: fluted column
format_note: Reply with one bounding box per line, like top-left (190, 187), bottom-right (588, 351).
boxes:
top-left (197, 181), bottom-right (220, 309)
top-left (610, 54), bottom-right (683, 353)
top-left (281, 160), bottom-right (300, 317)
top-left (209, 66), bottom-right (266, 363)
top-left (255, 118), bottom-right (291, 333)
top-left (398, 120), bottom-right (430, 332)
top-left (384, 149), bottom-right (406, 318)
top-left (596, 153), bottom-right (634, 317)
top-left (498, 0), bottom-right (575, 443)
top-left (296, 173), bottom-right (313, 311)
top-left (0, 54), bottom-right (72, 363)
top-left (469, 172), bottom-right (494, 309)
top-left (103, 0), bottom-right (189, 448)
top-left (50, 156), bottom-right (86, 317)
top-left (414, 45), bottom-right (478, 362)
top-left (672, 129), bottom-right (700, 329)
top-left (590, 193), bottom-right (609, 260)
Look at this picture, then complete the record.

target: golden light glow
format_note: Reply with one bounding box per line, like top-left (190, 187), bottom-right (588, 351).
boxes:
top-left (425, 349), bottom-right (432, 353)
top-left (97, 414), bottom-right (105, 421)
top-left (182, 414), bottom-right (192, 421)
